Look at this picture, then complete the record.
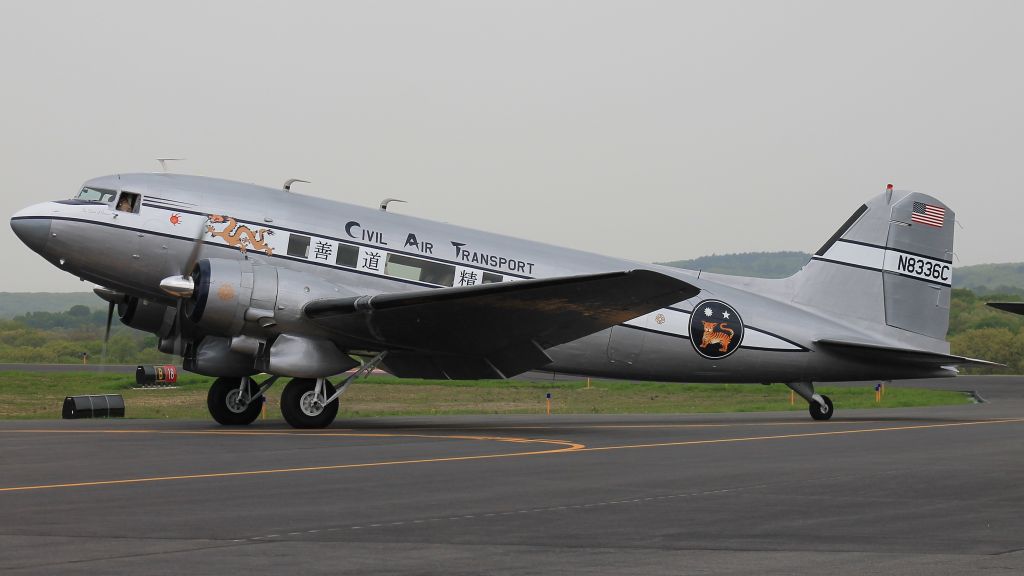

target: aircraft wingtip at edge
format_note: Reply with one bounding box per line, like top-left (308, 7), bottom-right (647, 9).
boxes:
top-left (987, 302), bottom-right (1024, 316)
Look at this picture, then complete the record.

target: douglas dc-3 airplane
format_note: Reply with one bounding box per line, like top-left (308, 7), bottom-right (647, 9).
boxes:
top-left (10, 174), bottom-right (996, 427)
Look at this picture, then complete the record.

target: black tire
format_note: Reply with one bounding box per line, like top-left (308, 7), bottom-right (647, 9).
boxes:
top-left (280, 378), bottom-right (339, 429)
top-left (809, 394), bottom-right (834, 421)
top-left (207, 377), bottom-right (264, 426)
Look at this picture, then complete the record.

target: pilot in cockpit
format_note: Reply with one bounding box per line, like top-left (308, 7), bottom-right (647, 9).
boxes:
top-left (116, 194), bottom-right (135, 213)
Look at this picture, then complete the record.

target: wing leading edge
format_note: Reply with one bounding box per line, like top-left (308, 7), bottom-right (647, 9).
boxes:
top-left (304, 270), bottom-right (700, 379)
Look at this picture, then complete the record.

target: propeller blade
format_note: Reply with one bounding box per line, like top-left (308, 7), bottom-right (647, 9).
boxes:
top-left (101, 300), bottom-right (114, 365)
top-left (160, 217), bottom-right (209, 298)
top-left (174, 299), bottom-right (186, 356)
top-left (182, 218), bottom-right (209, 277)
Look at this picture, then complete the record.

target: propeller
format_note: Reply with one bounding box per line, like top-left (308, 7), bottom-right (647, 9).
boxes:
top-left (92, 286), bottom-right (126, 368)
top-left (158, 216), bottom-right (210, 357)
top-left (160, 217), bottom-right (209, 298)
top-left (101, 300), bottom-right (114, 365)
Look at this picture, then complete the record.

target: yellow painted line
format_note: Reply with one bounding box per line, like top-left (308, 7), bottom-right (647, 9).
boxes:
top-left (0, 434), bottom-right (585, 493)
top-left (3, 418), bottom-right (1021, 493)
top-left (0, 428), bottom-right (562, 441)
top-left (577, 418), bottom-right (1024, 452)
top-left (411, 420), bottom-right (895, 431)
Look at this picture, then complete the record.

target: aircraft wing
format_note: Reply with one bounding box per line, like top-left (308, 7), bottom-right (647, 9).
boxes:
top-left (815, 338), bottom-right (1003, 368)
top-left (304, 269), bottom-right (699, 379)
top-left (987, 302), bottom-right (1024, 316)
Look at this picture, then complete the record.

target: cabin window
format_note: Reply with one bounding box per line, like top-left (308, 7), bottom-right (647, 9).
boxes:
top-left (76, 187), bottom-right (116, 203)
top-left (482, 272), bottom-right (503, 284)
top-left (385, 254), bottom-right (456, 286)
top-left (115, 192), bottom-right (141, 213)
top-left (335, 243), bottom-right (359, 268)
top-left (287, 234), bottom-right (310, 258)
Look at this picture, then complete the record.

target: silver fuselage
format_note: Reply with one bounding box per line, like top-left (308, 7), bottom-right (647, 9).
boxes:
top-left (11, 173), bottom-right (954, 383)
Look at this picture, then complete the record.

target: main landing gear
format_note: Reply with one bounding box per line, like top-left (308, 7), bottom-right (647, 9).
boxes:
top-left (207, 375), bottom-right (277, 426)
top-left (280, 378), bottom-right (339, 428)
top-left (279, 352), bottom-right (388, 428)
top-left (785, 381), bottom-right (833, 421)
top-left (205, 352), bottom-right (389, 429)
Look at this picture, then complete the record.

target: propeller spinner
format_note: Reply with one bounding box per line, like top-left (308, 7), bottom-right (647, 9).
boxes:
top-left (160, 218), bottom-right (209, 299)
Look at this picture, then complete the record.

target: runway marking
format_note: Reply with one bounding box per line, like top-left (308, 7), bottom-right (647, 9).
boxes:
top-left (360, 419), bottom-right (895, 430)
top-left (0, 419), bottom-right (901, 438)
top-left (0, 433), bottom-right (584, 493)
top-left (2, 418), bottom-right (1022, 493)
top-left (0, 428), bottom-right (571, 445)
top-left (576, 418), bottom-right (1024, 452)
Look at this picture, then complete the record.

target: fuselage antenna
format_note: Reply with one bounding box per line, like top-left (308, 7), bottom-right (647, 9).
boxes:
top-left (283, 179), bottom-right (310, 192)
top-left (380, 198), bottom-right (407, 212)
top-left (156, 158), bottom-right (186, 172)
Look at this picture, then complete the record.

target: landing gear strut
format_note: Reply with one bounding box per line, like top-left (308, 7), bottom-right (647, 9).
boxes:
top-left (278, 352), bottom-right (388, 429)
top-left (207, 376), bottom-right (275, 425)
top-left (280, 378), bottom-right (339, 429)
top-left (785, 381), bottom-right (834, 421)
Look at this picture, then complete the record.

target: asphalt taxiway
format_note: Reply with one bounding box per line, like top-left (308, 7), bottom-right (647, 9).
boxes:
top-left (1, 376), bottom-right (1023, 575)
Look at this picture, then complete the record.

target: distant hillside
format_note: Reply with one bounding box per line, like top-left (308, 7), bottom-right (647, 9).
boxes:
top-left (0, 292), bottom-right (100, 319)
top-left (953, 263), bottom-right (1024, 296)
top-left (658, 252), bottom-right (811, 279)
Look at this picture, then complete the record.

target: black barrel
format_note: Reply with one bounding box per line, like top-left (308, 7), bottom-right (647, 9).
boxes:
top-left (62, 395), bottom-right (126, 419)
top-left (136, 365), bottom-right (179, 386)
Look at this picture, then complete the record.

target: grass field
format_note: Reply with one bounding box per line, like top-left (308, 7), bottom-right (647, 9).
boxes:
top-left (0, 371), bottom-right (970, 420)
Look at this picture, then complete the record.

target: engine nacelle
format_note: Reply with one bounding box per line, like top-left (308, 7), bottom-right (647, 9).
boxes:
top-left (187, 258), bottom-right (351, 339)
top-left (183, 336), bottom-right (260, 377)
top-left (256, 334), bottom-right (360, 378)
top-left (118, 297), bottom-right (176, 339)
top-left (180, 259), bottom-right (359, 378)
top-left (187, 259), bottom-right (261, 337)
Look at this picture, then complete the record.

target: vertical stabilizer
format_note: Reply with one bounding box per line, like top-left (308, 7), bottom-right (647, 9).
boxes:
top-left (792, 189), bottom-right (954, 341)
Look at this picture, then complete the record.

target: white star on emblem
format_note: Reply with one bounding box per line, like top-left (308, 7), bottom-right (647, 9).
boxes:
top-left (722, 311), bottom-right (730, 319)
top-left (704, 307), bottom-right (713, 317)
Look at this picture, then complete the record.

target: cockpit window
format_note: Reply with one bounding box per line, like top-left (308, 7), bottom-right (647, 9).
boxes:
top-left (115, 191), bottom-right (141, 214)
top-left (76, 187), bottom-right (117, 203)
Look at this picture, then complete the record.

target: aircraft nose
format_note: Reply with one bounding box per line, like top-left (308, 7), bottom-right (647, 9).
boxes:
top-left (10, 215), bottom-right (52, 254)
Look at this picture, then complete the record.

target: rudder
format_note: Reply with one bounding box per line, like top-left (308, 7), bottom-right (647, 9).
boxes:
top-left (792, 188), bottom-right (954, 341)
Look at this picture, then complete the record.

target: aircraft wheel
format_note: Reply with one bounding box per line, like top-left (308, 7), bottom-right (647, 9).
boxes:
top-left (281, 378), bottom-right (339, 429)
top-left (207, 377), bottom-right (263, 426)
top-left (809, 394), bottom-right (834, 421)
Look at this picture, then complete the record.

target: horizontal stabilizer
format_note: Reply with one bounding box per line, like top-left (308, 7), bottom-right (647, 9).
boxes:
top-left (305, 270), bottom-right (699, 378)
top-left (815, 338), bottom-right (1003, 368)
top-left (987, 302), bottom-right (1024, 316)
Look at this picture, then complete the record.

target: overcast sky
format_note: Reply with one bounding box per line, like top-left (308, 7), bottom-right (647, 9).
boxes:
top-left (2, 1), bottom-right (1021, 292)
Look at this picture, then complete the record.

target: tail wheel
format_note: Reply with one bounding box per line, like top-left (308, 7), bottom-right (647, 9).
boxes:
top-left (809, 394), bottom-right (834, 421)
top-left (207, 377), bottom-right (263, 426)
top-left (281, 378), bottom-right (339, 429)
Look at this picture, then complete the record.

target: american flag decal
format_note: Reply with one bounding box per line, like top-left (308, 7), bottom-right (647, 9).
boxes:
top-left (911, 201), bottom-right (945, 228)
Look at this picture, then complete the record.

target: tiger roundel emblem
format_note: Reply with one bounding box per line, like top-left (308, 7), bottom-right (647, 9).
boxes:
top-left (689, 300), bottom-right (744, 359)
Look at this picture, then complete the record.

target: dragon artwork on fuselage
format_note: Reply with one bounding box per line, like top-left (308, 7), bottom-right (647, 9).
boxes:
top-left (206, 215), bottom-right (275, 256)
